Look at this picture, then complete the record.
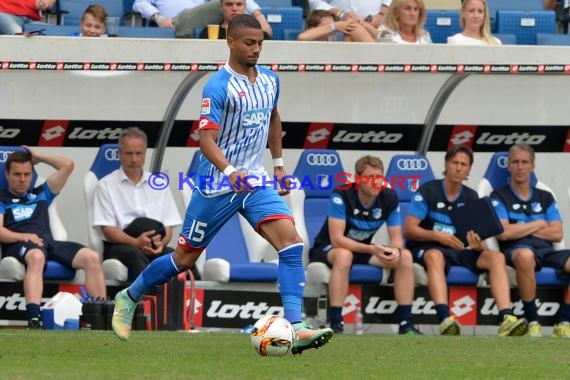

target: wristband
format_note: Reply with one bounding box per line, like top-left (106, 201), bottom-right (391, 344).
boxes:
top-left (337, 10), bottom-right (345, 21)
top-left (273, 157), bottom-right (284, 167)
top-left (223, 165), bottom-right (237, 177)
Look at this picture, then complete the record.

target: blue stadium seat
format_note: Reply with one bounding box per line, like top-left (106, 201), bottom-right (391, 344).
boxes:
top-left (118, 26), bottom-right (175, 38)
top-left (260, 6), bottom-right (303, 40)
top-left (385, 154), bottom-right (482, 286)
top-left (536, 32), bottom-right (570, 46)
top-left (256, 0), bottom-right (293, 7)
top-left (24, 23), bottom-right (77, 36)
top-left (425, 9), bottom-right (462, 44)
top-left (487, 0), bottom-right (544, 32)
top-left (477, 151), bottom-right (569, 287)
top-left (493, 33), bottom-right (517, 45)
top-left (497, 10), bottom-right (556, 45)
top-left (0, 146), bottom-right (76, 281)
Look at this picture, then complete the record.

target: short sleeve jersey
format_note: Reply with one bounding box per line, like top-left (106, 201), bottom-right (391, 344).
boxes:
top-left (0, 182), bottom-right (56, 242)
top-left (312, 184), bottom-right (401, 247)
top-left (491, 185), bottom-right (561, 251)
top-left (196, 63), bottom-right (280, 195)
top-left (406, 179), bottom-right (479, 249)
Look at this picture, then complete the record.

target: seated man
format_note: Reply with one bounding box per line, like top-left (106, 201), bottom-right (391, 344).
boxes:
top-left (403, 145), bottom-right (528, 336)
top-left (298, 9), bottom-right (374, 42)
top-left (199, 0), bottom-right (270, 39)
top-left (491, 143), bottom-right (570, 338)
top-left (133, 0), bottom-right (272, 37)
top-left (0, 0), bottom-right (54, 35)
top-left (0, 148), bottom-right (106, 328)
top-left (309, 155), bottom-right (418, 335)
top-left (92, 127), bottom-right (183, 282)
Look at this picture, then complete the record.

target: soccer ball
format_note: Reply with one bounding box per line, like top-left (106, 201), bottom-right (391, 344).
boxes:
top-left (250, 315), bottom-right (295, 357)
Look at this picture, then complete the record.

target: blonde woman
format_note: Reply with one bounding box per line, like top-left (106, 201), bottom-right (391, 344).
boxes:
top-left (447, 0), bottom-right (501, 45)
top-left (377, 0), bottom-right (431, 44)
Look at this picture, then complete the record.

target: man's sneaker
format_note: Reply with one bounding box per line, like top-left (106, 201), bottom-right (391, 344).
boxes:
top-left (399, 325), bottom-right (423, 336)
top-left (112, 289), bottom-right (136, 341)
top-left (498, 315), bottom-right (529, 337)
top-left (291, 322), bottom-right (333, 355)
top-left (552, 322), bottom-right (570, 338)
top-left (330, 321), bottom-right (344, 334)
top-left (526, 321), bottom-right (542, 338)
top-left (439, 316), bottom-right (461, 336)
top-left (27, 317), bottom-right (42, 329)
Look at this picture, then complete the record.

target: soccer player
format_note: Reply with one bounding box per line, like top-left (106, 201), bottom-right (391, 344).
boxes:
top-left (112, 14), bottom-right (333, 353)
top-left (403, 145), bottom-right (528, 336)
top-left (491, 144), bottom-right (570, 338)
top-left (309, 155), bottom-right (419, 335)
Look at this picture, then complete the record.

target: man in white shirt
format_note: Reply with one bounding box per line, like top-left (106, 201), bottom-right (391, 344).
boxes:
top-left (92, 127), bottom-right (182, 281)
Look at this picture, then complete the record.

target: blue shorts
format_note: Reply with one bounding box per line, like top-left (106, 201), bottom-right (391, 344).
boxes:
top-left (411, 244), bottom-right (483, 275)
top-left (309, 244), bottom-right (371, 267)
top-left (505, 245), bottom-right (570, 273)
top-left (180, 188), bottom-right (293, 250)
top-left (2, 240), bottom-right (85, 267)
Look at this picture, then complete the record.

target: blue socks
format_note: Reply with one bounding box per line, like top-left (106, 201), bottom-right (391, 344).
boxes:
top-left (398, 305), bottom-right (413, 332)
top-left (435, 304), bottom-right (450, 323)
top-left (277, 243), bottom-right (305, 324)
top-left (523, 300), bottom-right (538, 322)
top-left (127, 253), bottom-right (181, 302)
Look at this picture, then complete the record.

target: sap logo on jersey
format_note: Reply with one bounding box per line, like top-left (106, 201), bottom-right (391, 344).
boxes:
top-left (242, 108), bottom-right (271, 129)
top-left (12, 205), bottom-right (36, 222)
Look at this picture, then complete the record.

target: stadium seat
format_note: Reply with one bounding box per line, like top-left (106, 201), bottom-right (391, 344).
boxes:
top-left (23, 23), bottom-right (77, 36)
top-left (536, 32), bottom-right (570, 45)
top-left (487, 0), bottom-right (544, 32)
top-left (118, 26), bottom-right (175, 38)
top-left (260, 6), bottom-right (303, 40)
top-left (294, 150), bottom-right (390, 285)
top-left (425, 9), bottom-right (462, 44)
top-left (496, 10), bottom-right (556, 45)
top-left (493, 33), bottom-right (517, 45)
top-left (83, 144), bottom-right (128, 284)
top-left (385, 154), bottom-right (484, 286)
top-left (477, 151), bottom-right (569, 287)
top-left (0, 146), bottom-right (82, 281)
top-left (256, 0), bottom-right (293, 7)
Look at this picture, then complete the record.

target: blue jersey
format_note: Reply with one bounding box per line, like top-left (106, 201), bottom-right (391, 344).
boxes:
top-left (312, 184), bottom-right (401, 247)
top-left (406, 179), bottom-right (479, 250)
top-left (490, 185), bottom-right (561, 251)
top-left (0, 182), bottom-right (56, 242)
top-left (197, 63), bottom-right (280, 195)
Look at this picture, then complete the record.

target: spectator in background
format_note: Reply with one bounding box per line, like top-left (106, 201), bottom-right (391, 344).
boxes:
top-left (92, 127), bottom-right (183, 282)
top-left (403, 145), bottom-right (528, 337)
top-left (447, 0), bottom-right (501, 45)
top-left (377, 0), bottom-right (431, 44)
top-left (199, 0), bottom-right (270, 39)
top-left (0, 148), bottom-right (106, 329)
top-left (133, 0), bottom-right (272, 37)
top-left (0, 0), bottom-right (55, 35)
top-left (491, 144), bottom-right (570, 338)
top-left (298, 9), bottom-right (374, 41)
top-left (309, 0), bottom-right (391, 28)
top-left (309, 155), bottom-right (418, 335)
top-left (78, 4), bottom-right (108, 37)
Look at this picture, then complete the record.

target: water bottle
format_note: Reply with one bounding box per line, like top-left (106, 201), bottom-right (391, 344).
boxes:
top-left (354, 307), bottom-right (364, 335)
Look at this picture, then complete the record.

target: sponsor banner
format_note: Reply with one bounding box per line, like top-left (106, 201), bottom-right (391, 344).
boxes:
top-left (447, 125), bottom-right (478, 149)
top-left (39, 120), bottom-right (69, 146)
top-left (202, 289), bottom-right (283, 328)
top-left (327, 123), bottom-right (422, 151)
top-left (302, 123), bottom-right (333, 149)
top-left (0, 282), bottom-right (59, 321)
top-left (362, 285), bottom-right (438, 324)
top-left (449, 286), bottom-right (477, 326)
top-left (477, 287), bottom-right (565, 326)
top-left (341, 284), bottom-right (362, 324)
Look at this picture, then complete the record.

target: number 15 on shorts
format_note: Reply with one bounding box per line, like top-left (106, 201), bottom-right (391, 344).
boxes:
top-left (188, 220), bottom-right (207, 243)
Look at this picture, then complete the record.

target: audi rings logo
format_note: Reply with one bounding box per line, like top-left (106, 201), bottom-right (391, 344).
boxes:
top-left (497, 156), bottom-right (508, 169)
top-left (104, 148), bottom-right (120, 161)
top-left (0, 150), bottom-right (15, 163)
top-left (396, 158), bottom-right (428, 171)
top-left (306, 153), bottom-right (338, 166)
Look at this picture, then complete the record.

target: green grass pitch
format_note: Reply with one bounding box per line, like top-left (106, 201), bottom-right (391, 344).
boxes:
top-left (1, 330), bottom-right (569, 380)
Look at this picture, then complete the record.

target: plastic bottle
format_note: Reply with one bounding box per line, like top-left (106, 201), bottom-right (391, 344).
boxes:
top-left (354, 307), bottom-right (364, 335)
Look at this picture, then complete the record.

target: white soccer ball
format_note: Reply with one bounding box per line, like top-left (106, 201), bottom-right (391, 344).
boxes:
top-left (250, 315), bottom-right (295, 357)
